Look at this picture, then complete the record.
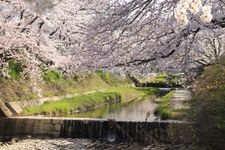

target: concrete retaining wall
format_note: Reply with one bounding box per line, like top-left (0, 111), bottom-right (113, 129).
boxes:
top-left (0, 117), bottom-right (193, 144)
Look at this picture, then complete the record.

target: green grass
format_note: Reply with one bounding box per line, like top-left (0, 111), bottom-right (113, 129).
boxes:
top-left (71, 87), bottom-right (159, 118)
top-left (41, 73), bottom-right (116, 98)
top-left (8, 60), bottom-right (23, 80)
top-left (0, 66), bottom-right (159, 118)
top-left (22, 87), bottom-right (159, 116)
top-left (0, 59), bottom-right (134, 103)
top-left (151, 73), bottom-right (168, 84)
top-left (96, 69), bottom-right (132, 86)
top-left (154, 91), bottom-right (174, 120)
top-left (154, 90), bottom-right (187, 120)
top-left (42, 69), bottom-right (62, 82)
top-left (22, 92), bottom-right (120, 116)
top-left (108, 87), bottom-right (159, 103)
top-left (0, 69), bottom-right (133, 102)
top-left (151, 73), bottom-right (182, 85)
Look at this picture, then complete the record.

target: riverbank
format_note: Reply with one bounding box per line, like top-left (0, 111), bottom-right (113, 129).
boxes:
top-left (154, 89), bottom-right (191, 120)
top-left (22, 92), bottom-right (121, 116)
top-left (22, 87), bottom-right (159, 117)
top-left (0, 70), bottom-right (132, 103)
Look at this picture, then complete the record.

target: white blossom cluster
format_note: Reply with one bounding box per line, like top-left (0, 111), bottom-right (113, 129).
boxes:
top-left (175, 0), bottom-right (213, 25)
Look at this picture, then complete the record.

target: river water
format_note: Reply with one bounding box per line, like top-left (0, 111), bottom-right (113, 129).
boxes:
top-left (0, 138), bottom-right (192, 150)
top-left (104, 99), bottom-right (157, 121)
top-left (67, 99), bottom-right (158, 122)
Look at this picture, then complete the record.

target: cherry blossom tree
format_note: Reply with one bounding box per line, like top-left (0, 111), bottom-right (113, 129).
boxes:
top-left (0, 0), bottom-right (96, 75)
top-left (0, 0), bottom-right (96, 95)
top-left (83, 0), bottom-right (225, 74)
top-left (1, 0), bottom-right (225, 82)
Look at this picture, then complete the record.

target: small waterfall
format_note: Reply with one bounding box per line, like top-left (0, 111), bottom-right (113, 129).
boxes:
top-left (59, 119), bottom-right (187, 144)
top-left (0, 117), bottom-right (192, 145)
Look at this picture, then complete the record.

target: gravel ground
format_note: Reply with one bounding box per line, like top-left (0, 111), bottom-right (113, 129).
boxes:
top-left (0, 138), bottom-right (195, 150)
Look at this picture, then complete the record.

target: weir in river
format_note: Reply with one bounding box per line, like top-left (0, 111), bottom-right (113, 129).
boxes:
top-left (0, 117), bottom-right (192, 145)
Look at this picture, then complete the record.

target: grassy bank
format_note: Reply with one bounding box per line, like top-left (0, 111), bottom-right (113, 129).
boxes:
top-left (1, 64), bottom-right (161, 117)
top-left (22, 92), bottom-right (121, 116)
top-left (154, 91), bottom-right (174, 120)
top-left (151, 73), bottom-right (183, 85)
top-left (2, 63), bottom-right (161, 118)
top-left (22, 87), bottom-right (158, 116)
top-left (0, 69), bottom-right (132, 102)
top-left (154, 90), bottom-right (188, 120)
top-left (108, 87), bottom-right (159, 103)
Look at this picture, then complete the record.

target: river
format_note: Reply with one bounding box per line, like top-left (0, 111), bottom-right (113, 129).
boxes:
top-left (0, 138), bottom-right (192, 150)
top-left (0, 89), bottom-right (195, 150)
top-left (66, 98), bottom-right (158, 122)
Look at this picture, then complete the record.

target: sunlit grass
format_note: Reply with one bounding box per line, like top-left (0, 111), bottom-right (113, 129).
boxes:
top-left (22, 87), bottom-right (159, 116)
top-left (22, 92), bottom-right (120, 116)
top-left (154, 91), bottom-right (174, 120)
top-left (108, 87), bottom-right (159, 103)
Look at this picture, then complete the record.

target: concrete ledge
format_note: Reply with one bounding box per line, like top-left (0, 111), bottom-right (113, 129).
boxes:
top-left (0, 117), bottom-right (193, 144)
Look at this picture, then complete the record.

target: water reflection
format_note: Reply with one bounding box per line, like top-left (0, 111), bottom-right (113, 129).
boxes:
top-left (104, 100), bottom-right (157, 121)
top-left (68, 99), bottom-right (157, 122)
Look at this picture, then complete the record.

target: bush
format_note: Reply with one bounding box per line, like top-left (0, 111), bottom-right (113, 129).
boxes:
top-left (151, 73), bottom-right (182, 85)
top-left (154, 91), bottom-right (174, 120)
top-left (191, 64), bottom-right (225, 149)
top-left (43, 69), bottom-right (62, 82)
top-left (151, 73), bottom-right (168, 84)
top-left (8, 60), bottom-right (23, 80)
top-left (96, 69), bottom-right (131, 86)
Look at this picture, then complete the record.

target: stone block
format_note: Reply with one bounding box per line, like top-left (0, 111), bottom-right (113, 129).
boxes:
top-left (0, 100), bottom-right (13, 117)
top-left (6, 102), bottom-right (23, 115)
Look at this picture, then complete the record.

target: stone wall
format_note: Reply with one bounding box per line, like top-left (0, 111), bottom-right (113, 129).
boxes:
top-left (0, 117), bottom-right (193, 144)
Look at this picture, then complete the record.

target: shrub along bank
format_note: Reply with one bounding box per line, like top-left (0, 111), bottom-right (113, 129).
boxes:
top-left (154, 91), bottom-right (174, 120)
top-left (190, 61), bottom-right (225, 150)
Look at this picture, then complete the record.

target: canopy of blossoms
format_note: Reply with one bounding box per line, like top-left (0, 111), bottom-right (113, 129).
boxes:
top-left (175, 0), bottom-right (213, 25)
